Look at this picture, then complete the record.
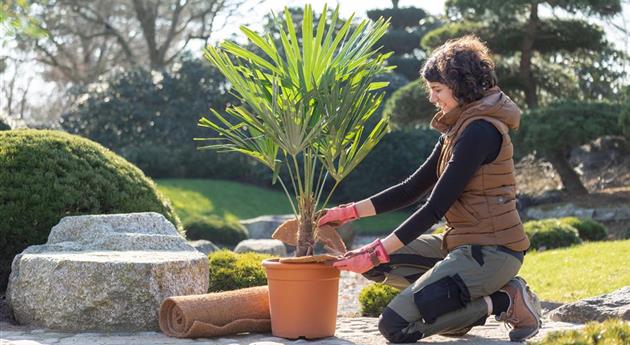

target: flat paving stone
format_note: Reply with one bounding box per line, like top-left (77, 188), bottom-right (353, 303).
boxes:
top-left (1, 317), bottom-right (581, 345)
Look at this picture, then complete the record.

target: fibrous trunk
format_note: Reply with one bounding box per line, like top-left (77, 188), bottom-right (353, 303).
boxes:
top-left (295, 194), bottom-right (315, 257)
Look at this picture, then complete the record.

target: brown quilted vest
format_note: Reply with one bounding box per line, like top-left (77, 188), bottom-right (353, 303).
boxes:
top-left (430, 87), bottom-right (530, 252)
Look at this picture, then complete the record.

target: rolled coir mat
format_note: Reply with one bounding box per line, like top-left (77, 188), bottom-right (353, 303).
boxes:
top-left (159, 285), bottom-right (271, 338)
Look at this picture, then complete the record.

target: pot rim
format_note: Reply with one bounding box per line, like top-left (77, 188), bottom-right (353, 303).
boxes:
top-left (262, 257), bottom-right (335, 270)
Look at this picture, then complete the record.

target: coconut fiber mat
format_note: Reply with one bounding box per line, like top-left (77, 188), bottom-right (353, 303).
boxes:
top-left (159, 285), bottom-right (271, 338)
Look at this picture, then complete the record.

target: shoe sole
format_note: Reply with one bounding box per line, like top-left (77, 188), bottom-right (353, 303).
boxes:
top-left (509, 277), bottom-right (542, 342)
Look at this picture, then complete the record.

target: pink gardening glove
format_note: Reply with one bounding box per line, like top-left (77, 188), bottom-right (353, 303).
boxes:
top-left (332, 239), bottom-right (390, 274)
top-left (317, 203), bottom-right (359, 227)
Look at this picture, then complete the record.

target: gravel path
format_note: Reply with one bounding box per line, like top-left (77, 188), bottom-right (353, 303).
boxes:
top-left (337, 271), bottom-right (372, 317)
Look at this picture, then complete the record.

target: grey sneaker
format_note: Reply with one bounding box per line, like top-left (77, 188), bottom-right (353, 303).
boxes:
top-left (496, 277), bottom-right (542, 342)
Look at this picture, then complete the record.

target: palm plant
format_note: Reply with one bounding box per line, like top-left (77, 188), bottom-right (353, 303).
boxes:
top-left (197, 4), bottom-right (393, 257)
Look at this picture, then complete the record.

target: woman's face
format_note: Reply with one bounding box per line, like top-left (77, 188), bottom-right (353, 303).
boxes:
top-left (427, 81), bottom-right (458, 113)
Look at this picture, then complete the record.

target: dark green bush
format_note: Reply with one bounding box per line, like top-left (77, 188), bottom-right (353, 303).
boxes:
top-left (61, 56), bottom-right (269, 183)
top-left (514, 101), bottom-right (621, 160)
top-left (524, 219), bottom-right (582, 250)
top-left (359, 283), bottom-right (400, 317)
top-left (0, 129), bottom-right (182, 290)
top-left (207, 250), bottom-right (272, 292)
top-left (559, 217), bottom-right (608, 241)
top-left (620, 101), bottom-right (630, 139)
top-left (335, 127), bottom-right (440, 202)
top-left (382, 81), bottom-right (436, 130)
top-left (185, 215), bottom-right (248, 246)
top-left (366, 7), bottom-right (428, 29)
top-left (0, 118), bottom-right (10, 131)
top-left (531, 318), bottom-right (629, 345)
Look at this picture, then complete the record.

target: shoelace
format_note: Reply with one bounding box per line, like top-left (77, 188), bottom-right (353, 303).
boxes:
top-left (497, 311), bottom-right (519, 331)
top-left (497, 285), bottom-right (542, 332)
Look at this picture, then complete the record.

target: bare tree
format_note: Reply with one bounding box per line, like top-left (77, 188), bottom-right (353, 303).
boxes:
top-left (20, 0), bottom-right (252, 85)
top-left (1, 57), bottom-right (33, 122)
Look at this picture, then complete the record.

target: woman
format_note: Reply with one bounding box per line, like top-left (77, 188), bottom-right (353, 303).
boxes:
top-left (318, 35), bottom-right (541, 343)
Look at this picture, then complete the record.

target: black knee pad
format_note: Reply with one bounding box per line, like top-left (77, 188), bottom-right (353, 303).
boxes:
top-left (413, 274), bottom-right (471, 324)
top-left (378, 307), bottom-right (423, 343)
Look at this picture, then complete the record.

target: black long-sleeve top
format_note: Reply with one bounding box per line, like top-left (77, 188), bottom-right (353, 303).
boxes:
top-left (369, 120), bottom-right (503, 245)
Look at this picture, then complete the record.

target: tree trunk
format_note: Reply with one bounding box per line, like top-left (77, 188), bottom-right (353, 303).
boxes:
top-left (295, 194), bottom-right (315, 257)
top-left (520, 2), bottom-right (539, 109)
top-left (546, 150), bottom-right (588, 195)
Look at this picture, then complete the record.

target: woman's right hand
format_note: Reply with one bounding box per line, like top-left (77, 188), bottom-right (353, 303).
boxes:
top-left (317, 203), bottom-right (359, 227)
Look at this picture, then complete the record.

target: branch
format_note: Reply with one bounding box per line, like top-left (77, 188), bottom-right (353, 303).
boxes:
top-left (71, 3), bottom-right (136, 62)
top-left (34, 41), bottom-right (79, 83)
top-left (19, 78), bottom-right (32, 120)
top-left (158, 0), bottom-right (185, 64)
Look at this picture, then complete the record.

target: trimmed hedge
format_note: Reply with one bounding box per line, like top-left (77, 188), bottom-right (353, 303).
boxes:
top-left (531, 318), bottom-right (629, 345)
top-left (207, 250), bottom-right (272, 292)
top-left (359, 283), bottom-right (400, 317)
top-left (185, 215), bottom-right (248, 246)
top-left (559, 217), bottom-right (608, 241)
top-left (0, 129), bottom-right (182, 290)
top-left (524, 219), bottom-right (582, 250)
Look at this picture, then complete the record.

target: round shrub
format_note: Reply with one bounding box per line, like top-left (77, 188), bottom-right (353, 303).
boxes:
top-left (207, 250), bottom-right (272, 292)
top-left (524, 219), bottom-right (582, 250)
top-left (359, 283), bottom-right (400, 317)
top-left (382, 80), bottom-right (435, 130)
top-left (559, 217), bottom-right (608, 241)
top-left (0, 129), bottom-right (182, 290)
top-left (184, 215), bottom-right (248, 246)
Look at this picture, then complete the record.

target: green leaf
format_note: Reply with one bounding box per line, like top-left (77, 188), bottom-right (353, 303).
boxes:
top-left (200, 3), bottom-right (392, 219)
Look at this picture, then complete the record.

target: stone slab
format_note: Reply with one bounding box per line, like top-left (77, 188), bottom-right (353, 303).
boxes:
top-left (0, 317), bottom-right (582, 345)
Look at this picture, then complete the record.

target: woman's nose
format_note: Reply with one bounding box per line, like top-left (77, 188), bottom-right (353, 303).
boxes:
top-left (429, 91), bottom-right (437, 103)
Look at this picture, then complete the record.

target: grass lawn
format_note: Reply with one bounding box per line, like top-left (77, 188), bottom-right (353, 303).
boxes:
top-left (155, 178), bottom-right (409, 234)
top-left (519, 239), bottom-right (630, 303)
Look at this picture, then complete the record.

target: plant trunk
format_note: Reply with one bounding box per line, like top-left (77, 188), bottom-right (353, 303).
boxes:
top-left (546, 150), bottom-right (588, 195)
top-left (295, 194), bottom-right (316, 257)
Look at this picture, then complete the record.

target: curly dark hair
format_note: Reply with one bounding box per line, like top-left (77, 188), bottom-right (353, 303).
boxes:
top-left (421, 35), bottom-right (497, 104)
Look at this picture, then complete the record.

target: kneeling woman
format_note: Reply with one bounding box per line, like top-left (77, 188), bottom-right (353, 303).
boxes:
top-left (319, 35), bottom-right (541, 343)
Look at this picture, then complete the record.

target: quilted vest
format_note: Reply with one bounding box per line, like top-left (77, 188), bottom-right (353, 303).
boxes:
top-left (430, 87), bottom-right (530, 252)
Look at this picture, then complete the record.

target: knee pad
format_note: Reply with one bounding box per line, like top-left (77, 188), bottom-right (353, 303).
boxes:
top-left (413, 274), bottom-right (471, 324)
top-left (378, 307), bottom-right (424, 343)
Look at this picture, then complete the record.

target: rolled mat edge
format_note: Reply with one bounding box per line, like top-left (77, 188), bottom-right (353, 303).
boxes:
top-left (159, 285), bottom-right (271, 338)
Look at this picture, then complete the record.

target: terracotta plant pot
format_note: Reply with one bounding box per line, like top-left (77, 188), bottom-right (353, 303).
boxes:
top-left (262, 258), bottom-right (340, 339)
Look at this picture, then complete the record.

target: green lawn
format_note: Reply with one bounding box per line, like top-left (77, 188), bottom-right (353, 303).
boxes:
top-left (156, 179), bottom-right (628, 303)
top-left (519, 240), bottom-right (630, 303)
top-left (155, 178), bottom-right (409, 234)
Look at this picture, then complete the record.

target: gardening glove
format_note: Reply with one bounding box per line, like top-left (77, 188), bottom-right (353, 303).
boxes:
top-left (332, 239), bottom-right (390, 274)
top-left (317, 203), bottom-right (359, 227)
